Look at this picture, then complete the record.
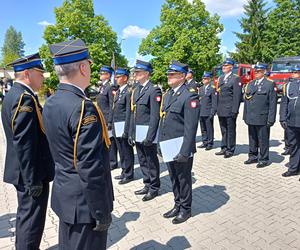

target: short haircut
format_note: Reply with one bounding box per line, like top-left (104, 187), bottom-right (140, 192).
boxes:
top-left (54, 61), bottom-right (82, 79)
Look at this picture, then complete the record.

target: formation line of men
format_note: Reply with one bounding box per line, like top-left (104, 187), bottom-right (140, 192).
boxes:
top-left (1, 38), bottom-right (300, 250)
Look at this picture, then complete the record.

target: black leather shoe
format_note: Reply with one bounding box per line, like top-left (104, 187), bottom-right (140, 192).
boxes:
top-left (205, 145), bottom-right (213, 151)
top-left (256, 162), bottom-right (268, 168)
top-left (215, 149), bottom-right (226, 155)
top-left (282, 171), bottom-right (298, 177)
top-left (197, 143), bottom-right (207, 149)
top-left (172, 211), bottom-right (191, 224)
top-left (142, 191), bottom-right (158, 202)
top-left (224, 152), bottom-right (233, 158)
top-left (134, 187), bottom-right (149, 195)
top-left (114, 175), bottom-right (124, 180)
top-left (163, 207), bottom-right (180, 218)
top-left (281, 149), bottom-right (290, 156)
top-left (119, 178), bottom-right (134, 185)
top-left (244, 158), bottom-right (258, 165)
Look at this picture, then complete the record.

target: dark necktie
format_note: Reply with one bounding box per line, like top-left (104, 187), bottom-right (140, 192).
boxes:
top-left (115, 89), bottom-right (120, 100)
top-left (167, 89), bottom-right (175, 105)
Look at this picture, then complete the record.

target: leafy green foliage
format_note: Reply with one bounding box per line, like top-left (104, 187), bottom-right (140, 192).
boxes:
top-left (263, 0), bottom-right (300, 62)
top-left (40, 0), bottom-right (127, 88)
top-left (230, 0), bottom-right (269, 64)
top-left (1, 26), bottom-right (25, 67)
top-left (139, 0), bottom-right (223, 87)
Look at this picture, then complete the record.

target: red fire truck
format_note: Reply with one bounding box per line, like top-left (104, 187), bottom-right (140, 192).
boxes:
top-left (213, 63), bottom-right (255, 86)
top-left (268, 56), bottom-right (300, 95)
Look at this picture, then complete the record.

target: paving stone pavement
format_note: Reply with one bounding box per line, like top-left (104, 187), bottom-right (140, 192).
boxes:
top-left (1, 103), bottom-right (300, 250)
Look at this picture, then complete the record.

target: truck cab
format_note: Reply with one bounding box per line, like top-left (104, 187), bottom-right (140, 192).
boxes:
top-left (213, 63), bottom-right (254, 86)
top-left (269, 56), bottom-right (300, 95)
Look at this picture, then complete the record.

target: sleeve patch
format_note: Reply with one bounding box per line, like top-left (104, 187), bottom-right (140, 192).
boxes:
top-left (190, 100), bottom-right (198, 108)
top-left (19, 106), bottom-right (33, 113)
top-left (82, 115), bottom-right (97, 126)
top-left (156, 96), bottom-right (161, 102)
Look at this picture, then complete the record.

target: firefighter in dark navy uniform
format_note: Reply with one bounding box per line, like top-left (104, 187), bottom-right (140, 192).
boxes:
top-left (97, 65), bottom-right (119, 170)
top-left (130, 60), bottom-right (162, 202)
top-left (112, 67), bottom-right (135, 184)
top-left (43, 39), bottom-right (114, 250)
top-left (243, 64), bottom-right (277, 168)
top-left (159, 60), bottom-right (199, 224)
top-left (280, 65), bottom-right (300, 179)
top-left (215, 58), bottom-right (242, 158)
top-left (197, 71), bottom-right (217, 150)
top-left (1, 53), bottom-right (54, 250)
top-left (185, 68), bottom-right (201, 92)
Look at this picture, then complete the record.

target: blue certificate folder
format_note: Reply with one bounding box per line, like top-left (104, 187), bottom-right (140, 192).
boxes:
top-left (135, 125), bottom-right (158, 143)
top-left (159, 137), bottom-right (184, 163)
top-left (114, 121), bottom-right (125, 137)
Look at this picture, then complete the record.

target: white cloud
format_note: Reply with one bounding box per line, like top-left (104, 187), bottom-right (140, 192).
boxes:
top-left (122, 25), bottom-right (150, 39)
top-left (220, 45), bottom-right (228, 56)
top-left (203, 0), bottom-right (247, 17)
top-left (128, 53), bottom-right (153, 67)
top-left (38, 20), bottom-right (53, 26)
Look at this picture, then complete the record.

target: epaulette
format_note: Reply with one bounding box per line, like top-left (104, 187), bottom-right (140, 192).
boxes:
top-left (73, 100), bottom-right (111, 170)
top-left (11, 91), bottom-right (45, 134)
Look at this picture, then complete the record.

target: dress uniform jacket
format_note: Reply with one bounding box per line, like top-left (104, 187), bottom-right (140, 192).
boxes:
top-left (130, 81), bottom-right (162, 141)
top-left (199, 83), bottom-right (217, 117)
top-left (280, 78), bottom-right (300, 127)
top-left (217, 73), bottom-right (242, 117)
top-left (96, 80), bottom-right (118, 124)
top-left (159, 84), bottom-right (199, 156)
top-left (243, 78), bottom-right (277, 125)
top-left (112, 85), bottom-right (131, 137)
top-left (186, 79), bottom-right (201, 92)
top-left (96, 80), bottom-right (119, 169)
top-left (43, 83), bottom-right (114, 224)
top-left (1, 82), bottom-right (54, 186)
top-left (280, 78), bottom-right (300, 173)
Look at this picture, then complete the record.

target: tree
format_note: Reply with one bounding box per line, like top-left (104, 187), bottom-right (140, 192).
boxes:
top-left (1, 26), bottom-right (25, 66)
top-left (40, 0), bottom-right (127, 88)
top-left (230, 0), bottom-right (269, 64)
top-left (138, 0), bottom-right (223, 87)
top-left (263, 0), bottom-right (300, 62)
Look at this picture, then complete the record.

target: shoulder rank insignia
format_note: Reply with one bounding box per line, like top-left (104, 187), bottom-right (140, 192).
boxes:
top-left (19, 106), bottom-right (33, 113)
top-left (82, 115), bottom-right (97, 126)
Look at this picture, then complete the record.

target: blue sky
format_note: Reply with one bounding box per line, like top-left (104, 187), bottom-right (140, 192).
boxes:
top-left (0, 0), bottom-right (274, 66)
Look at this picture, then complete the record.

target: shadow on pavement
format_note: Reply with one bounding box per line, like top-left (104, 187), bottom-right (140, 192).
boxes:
top-left (107, 211), bottom-right (140, 248)
top-left (0, 213), bottom-right (16, 238)
top-left (192, 185), bottom-right (229, 217)
top-left (130, 236), bottom-right (191, 250)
